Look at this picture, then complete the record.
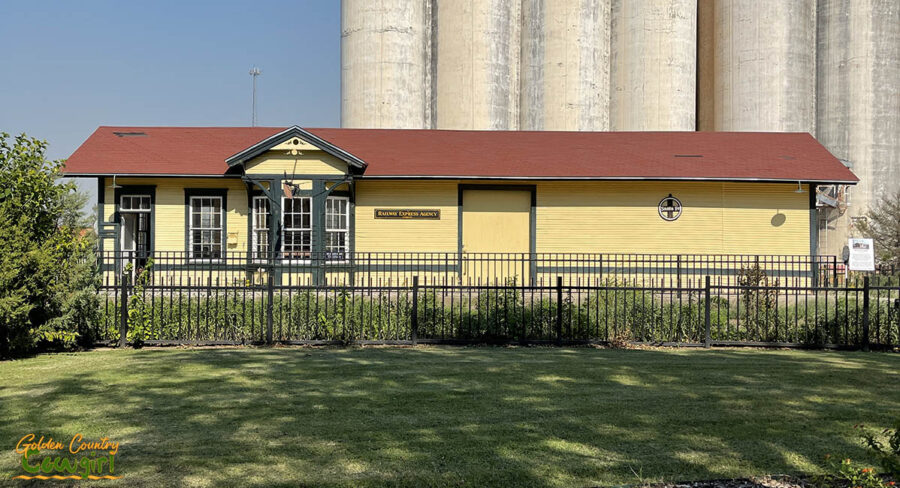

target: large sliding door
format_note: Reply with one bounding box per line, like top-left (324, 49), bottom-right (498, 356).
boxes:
top-left (461, 188), bottom-right (532, 284)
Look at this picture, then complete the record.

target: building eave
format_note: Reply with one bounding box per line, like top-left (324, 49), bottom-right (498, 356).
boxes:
top-left (62, 173), bottom-right (237, 178)
top-left (355, 175), bottom-right (859, 185)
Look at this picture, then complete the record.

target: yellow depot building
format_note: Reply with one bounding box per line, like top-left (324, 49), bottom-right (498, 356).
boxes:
top-left (65, 127), bottom-right (857, 286)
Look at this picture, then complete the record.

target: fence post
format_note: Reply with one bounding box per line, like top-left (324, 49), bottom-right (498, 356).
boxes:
top-left (266, 273), bottom-right (274, 345)
top-left (119, 272), bottom-right (129, 348)
top-left (832, 256), bottom-right (838, 287)
top-left (676, 255), bottom-right (682, 290)
top-left (809, 257), bottom-right (816, 288)
top-left (411, 276), bottom-right (419, 345)
top-left (704, 276), bottom-right (711, 349)
top-left (556, 276), bottom-right (563, 345)
top-left (861, 275), bottom-right (870, 351)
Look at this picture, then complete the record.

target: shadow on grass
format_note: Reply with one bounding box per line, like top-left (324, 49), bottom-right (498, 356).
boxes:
top-left (0, 347), bottom-right (898, 487)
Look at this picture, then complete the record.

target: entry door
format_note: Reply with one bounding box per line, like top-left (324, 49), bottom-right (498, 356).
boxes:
top-left (119, 195), bottom-right (152, 269)
top-left (461, 189), bottom-right (531, 284)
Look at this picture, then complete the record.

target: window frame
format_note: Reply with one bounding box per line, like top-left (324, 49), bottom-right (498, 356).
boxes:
top-left (184, 189), bottom-right (228, 263)
top-left (324, 195), bottom-right (350, 261)
top-left (251, 195), bottom-right (270, 262)
top-left (119, 194), bottom-right (152, 213)
top-left (280, 195), bottom-right (313, 262)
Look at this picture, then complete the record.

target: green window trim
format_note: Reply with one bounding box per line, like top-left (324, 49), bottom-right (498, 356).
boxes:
top-left (113, 185), bottom-right (157, 256)
top-left (184, 188), bottom-right (228, 261)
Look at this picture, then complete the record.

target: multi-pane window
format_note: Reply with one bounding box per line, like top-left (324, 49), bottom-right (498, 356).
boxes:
top-left (189, 196), bottom-right (223, 260)
top-left (252, 196), bottom-right (269, 260)
top-left (325, 197), bottom-right (349, 259)
top-left (282, 197), bottom-right (312, 260)
top-left (120, 195), bottom-right (151, 211)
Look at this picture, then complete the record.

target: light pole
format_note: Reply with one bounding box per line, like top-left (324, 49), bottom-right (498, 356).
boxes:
top-left (249, 67), bottom-right (261, 126)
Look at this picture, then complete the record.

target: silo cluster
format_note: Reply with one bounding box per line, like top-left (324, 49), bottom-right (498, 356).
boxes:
top-left (815, 0), bottom-right (900, 254)
top-left (341, 0), bottom-right (899, 256)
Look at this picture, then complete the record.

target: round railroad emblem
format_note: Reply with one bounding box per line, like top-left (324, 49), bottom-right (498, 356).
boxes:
top-left (658, 194), bottom-right (682, 221)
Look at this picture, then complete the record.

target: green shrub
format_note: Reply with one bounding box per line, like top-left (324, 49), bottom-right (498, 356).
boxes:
top-left (0, 132), bottom-right (99, 357)
top-left (125, 260), bottom-right (154, 348)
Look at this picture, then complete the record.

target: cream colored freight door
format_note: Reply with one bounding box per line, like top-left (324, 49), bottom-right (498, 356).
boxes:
top-left (461, 190), bottom-right (531, 285)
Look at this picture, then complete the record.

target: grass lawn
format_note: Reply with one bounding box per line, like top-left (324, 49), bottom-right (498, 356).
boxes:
top-left (0, 347), bottom-right (897, 487)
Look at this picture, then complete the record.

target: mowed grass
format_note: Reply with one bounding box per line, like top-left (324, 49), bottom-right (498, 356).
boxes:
top-left (0, 347), bottom-right (897, 487)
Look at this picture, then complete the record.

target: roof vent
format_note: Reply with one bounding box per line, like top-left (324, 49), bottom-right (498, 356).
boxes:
top-left (113, 131), bottom-right (147, 137)
top-left (674, 154), bottom-right (703, 158)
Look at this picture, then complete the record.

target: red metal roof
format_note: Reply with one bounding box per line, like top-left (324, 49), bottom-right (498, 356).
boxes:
top-left (64, 126), bottom-right (858, 183)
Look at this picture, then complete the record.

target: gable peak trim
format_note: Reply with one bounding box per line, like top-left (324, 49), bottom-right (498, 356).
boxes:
top-left (225, 126), bottom-right (368, 170)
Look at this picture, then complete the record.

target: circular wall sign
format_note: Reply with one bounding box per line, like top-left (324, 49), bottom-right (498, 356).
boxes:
top-left (658, 194), bottom-right (682, 221)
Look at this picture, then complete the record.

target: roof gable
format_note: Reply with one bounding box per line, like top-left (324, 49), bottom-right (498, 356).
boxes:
top-left (243, 151), bottom-right (349, 177)
top-left (225, 126), bottom-right (367, 170)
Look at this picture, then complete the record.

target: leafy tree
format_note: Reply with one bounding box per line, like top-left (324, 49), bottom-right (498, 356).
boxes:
top-left (0, 132), bottom-right (98, 357)
top-left (859, 191), bottom-right (900, 268)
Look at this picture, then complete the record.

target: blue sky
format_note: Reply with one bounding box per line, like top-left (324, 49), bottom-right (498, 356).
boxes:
top-left (0, 0), bottom-right (341, 161)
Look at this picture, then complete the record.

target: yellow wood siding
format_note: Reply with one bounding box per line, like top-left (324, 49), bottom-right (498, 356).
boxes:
top-left (100, 178), bottom-right (810, 257)
top-left (102, 177), bottom-right (249, 252)
top-left (244, 151), bottom-right (347, 175)
top-left (536, 181), bottom-right (809, 255)
top-left (354, 181), bottom-right (459, 252)
top-left (721, 183), bottom-right (809, 255)
top-left (282, 179), bottom-right (312, 191)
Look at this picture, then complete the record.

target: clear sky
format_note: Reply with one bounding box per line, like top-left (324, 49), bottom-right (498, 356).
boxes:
top-left (0, 0), bottom-right (341, 162)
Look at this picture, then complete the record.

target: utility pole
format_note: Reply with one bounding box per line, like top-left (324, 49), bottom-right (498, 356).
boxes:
top-left (249, 67), bottom-right (261, 126)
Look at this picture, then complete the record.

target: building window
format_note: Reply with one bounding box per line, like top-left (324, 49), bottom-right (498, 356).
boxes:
top-left (252, 196), bottom-right (269, 260)
top-left (325, 196), bottom-right (349, 259)
top-left (120, 195), bottom-right (151, 212)
top-left (282, 196), bottom-right (312, 260)
top-left (189, 196), bottom-right (223, 260)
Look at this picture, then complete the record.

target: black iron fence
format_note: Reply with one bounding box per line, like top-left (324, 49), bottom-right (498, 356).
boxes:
top-left (97, 252), bottom-right (900, 349)
top-left (100, 251), bottom-right (843, 287)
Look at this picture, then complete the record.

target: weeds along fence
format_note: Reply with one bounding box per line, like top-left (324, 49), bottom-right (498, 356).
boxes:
top-left (97, 253), bottom-right (900, 349)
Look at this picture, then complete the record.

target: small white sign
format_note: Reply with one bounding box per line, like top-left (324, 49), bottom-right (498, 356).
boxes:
top-left (848, 238), bottom-right (875, 271)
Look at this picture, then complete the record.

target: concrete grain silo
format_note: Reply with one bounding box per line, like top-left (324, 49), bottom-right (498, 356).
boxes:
top-left (433, 0), bottom-right (521, 129)
top-left (339, 0), bottom-right (898, 257)
top-left (610, 0), bottom-right (697, 131)
top-left (520, 0), bottom-right (611, 131)
top-left (697, 0), bottom-right (817, 133)
top-left (341, 0), bottom-right (431, 128)
top-left (816, 0), bottom-right (900, 256)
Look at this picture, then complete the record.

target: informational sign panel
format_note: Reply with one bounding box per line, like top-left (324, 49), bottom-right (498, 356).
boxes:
top-left (848, 238), bottom-right (875, 271)
top-left (374, 209), bottom-right (441, 220)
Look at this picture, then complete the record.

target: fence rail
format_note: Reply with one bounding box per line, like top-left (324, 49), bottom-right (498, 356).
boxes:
top-left (100, 251), bottom-right (849, 287)
top-left (97, 252), bottom-right (900, 349)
